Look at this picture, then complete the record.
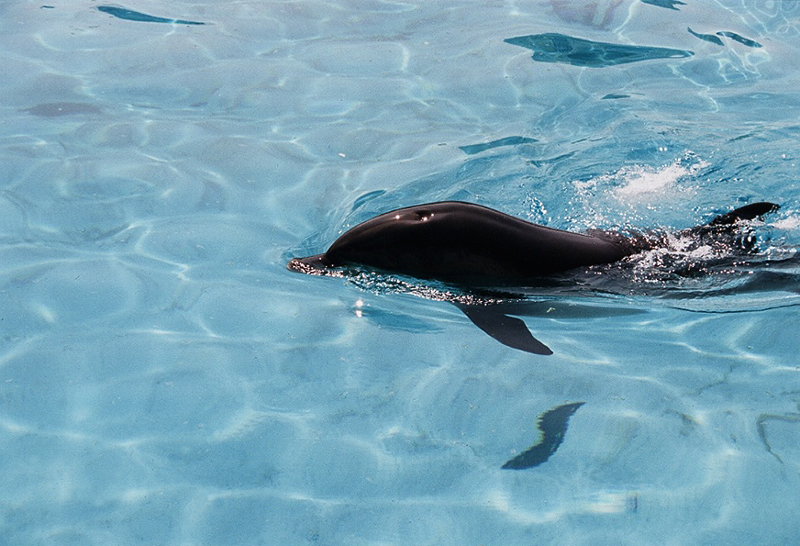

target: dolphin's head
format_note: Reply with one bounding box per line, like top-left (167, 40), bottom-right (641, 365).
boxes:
top-left (289, 204), bottom-right (461, 277)
top-left (288, 202), bottom-right (519, 282)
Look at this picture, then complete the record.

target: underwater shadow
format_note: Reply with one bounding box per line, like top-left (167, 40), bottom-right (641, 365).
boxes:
top-left (504, 33), bottom-right (693, 67)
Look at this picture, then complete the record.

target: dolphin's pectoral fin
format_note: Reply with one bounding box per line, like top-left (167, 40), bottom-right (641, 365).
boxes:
top-left (454, 303), bottom-right (553, 355)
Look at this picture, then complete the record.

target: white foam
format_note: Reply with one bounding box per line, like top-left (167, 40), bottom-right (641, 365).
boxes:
top-left (613, 156), bottom-right (708, 201)
top-left (772, 215), bottom-right (800, 231)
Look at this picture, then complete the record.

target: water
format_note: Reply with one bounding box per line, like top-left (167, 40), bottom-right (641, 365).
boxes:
top-left (1, 1), bottom-right (799, 544)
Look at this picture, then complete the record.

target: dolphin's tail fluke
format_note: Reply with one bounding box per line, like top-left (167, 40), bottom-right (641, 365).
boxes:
top-left (710, 202), bottom-right (780, 226)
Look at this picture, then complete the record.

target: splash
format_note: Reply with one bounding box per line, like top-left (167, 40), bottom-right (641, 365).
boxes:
top-left (613, 156), bottom-right (708, 200)
top-left (572, 153), bottom-right (709, 205)
top-left (772, 215), bottom-right (800, 231)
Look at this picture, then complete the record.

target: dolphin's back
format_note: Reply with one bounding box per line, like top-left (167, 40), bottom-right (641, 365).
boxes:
top-left (323, 202), bottom-right (635, 284)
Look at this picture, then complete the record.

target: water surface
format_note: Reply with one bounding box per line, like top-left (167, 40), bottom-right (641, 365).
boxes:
top-left (1, 1), bottom-right (799, 544)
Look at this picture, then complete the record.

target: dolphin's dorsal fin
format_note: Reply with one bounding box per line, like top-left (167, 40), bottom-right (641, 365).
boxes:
top-left (454, 303), bottom-right (553, 355)
top-left (710, 202), bottom-right (780, 225)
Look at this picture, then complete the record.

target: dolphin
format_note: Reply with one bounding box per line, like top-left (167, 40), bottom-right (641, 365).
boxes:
top-left (288, 201), bottom-right (780, 354)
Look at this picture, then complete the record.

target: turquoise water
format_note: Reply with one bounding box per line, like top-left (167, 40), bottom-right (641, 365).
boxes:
top-left (2, 1), bottom-right (799, 544)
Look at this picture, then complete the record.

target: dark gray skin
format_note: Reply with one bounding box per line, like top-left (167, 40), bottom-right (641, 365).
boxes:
top-left (289, 201), bottom-right (642, 285)
top-left (288, 200), bottom-right (780, 354)
top-left (288, 200), bottom-right (778, 285)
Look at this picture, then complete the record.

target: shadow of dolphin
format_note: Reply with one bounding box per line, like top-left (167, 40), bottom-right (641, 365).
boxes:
top-left (503, 402), bottom-right (585, 469)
